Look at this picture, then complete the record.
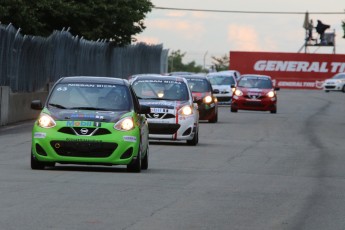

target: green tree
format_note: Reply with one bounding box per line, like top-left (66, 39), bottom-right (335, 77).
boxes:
top-left (0, 0), bottom-right (153, 46)
top-left (168, 50), bottom-right (203, 73)
top-left (211, 54), bottom-right (229, 71)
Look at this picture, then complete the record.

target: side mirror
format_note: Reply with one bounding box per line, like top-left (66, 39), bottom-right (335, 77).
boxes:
top-left (139, 105), bottom-right (151, 114)
top-left (31, 100), bottom-right (43, 110)
top-left (213, 89), bottom-right (220, 94)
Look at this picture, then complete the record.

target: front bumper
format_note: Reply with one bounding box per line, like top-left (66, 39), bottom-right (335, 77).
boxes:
top-left (198, 103), bottom-right (217, 120)
top-left (232, 96), bottom-right (277, 111)
top-left (214, 94), bottom-right (232, 104)
top-left (147, 115), bottom-right (198, 141)
top-left (323, 83), bottom-right (345, 91)
top-left (32, 122), bottom-right (141, 165)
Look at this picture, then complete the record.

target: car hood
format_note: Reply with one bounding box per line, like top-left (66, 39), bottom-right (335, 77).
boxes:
top-left (240, 88), bottom-right (272, 96)
top-left (212, 85), bottom-right (231, 94)
top-left (139, 99), bottom-right (190, 110)
top-left (324, 79), bottom-right (343, 84)
top-left (45, 108), bottom-right (129, 123)
top-left (212, 85), bottom-right (231, 90)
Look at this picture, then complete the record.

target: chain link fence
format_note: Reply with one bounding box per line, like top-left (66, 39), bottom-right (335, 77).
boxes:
top-left (0, 24), bottom-right (168, 93)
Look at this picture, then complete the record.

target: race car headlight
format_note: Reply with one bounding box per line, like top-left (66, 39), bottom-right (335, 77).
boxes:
top-left (179, 105), bottom-right (193, 116)
top-left (267, 91), bottom-right (275, 98)
top-left (234, 89), bottom-right (243, 96)
top-left (114, 117), bottom-right (134, 131)
top-left (37, 114), bottom-right (56, 128)
top-left (203, 95), bottom-right (212, 103)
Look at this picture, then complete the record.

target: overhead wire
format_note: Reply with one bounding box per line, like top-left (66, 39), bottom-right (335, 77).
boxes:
top-left (153, 6), bottom-right (345, 15)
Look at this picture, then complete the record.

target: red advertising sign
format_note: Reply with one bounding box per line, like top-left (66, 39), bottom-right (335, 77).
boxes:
top-left (229, 51), bottom-right (345, 89)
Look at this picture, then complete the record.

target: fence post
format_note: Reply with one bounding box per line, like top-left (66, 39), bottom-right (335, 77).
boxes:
top-left (0, 86), bottom-right (10, 126)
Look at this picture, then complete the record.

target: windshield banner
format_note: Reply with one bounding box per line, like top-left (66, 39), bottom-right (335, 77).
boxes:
top-left (230, 51), bottom-right (345, 89)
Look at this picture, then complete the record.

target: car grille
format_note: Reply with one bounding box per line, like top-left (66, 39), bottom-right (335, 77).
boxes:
top-left (145, 113), bottom-right (175, 119)
top-left (58, 127), bottom-right (111, 136)
top-left (216, 97), bottom-right (231, 102)
top-left (148, 123), bottom-right (180, 134)
top-left (51, 141), bottom-right (117, 157)
top-left (243, 101), bottom-right (264, 107)
top-left (325, 86), bottom-right (335, 89)
top-left (244, 95), bottom-right (264, 99)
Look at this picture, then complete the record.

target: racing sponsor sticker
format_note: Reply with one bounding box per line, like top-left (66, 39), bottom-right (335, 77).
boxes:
top-left (34, 132), bottom-right (46, 138)
top-left (123, 136), bottom-right (137, 142)
top-left (66, 121), bottom-right (94, 127)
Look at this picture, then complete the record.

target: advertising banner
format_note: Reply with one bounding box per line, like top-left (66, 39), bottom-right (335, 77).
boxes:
top-left (229, 51), bottom-right (345, 89)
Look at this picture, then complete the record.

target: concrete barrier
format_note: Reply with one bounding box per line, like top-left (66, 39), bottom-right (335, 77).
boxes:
top-left (0, 86), bottom-right (48, 126)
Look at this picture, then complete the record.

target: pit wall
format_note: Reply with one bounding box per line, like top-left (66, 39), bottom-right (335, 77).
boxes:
top-left (0, 86), bottom-right (48, 126)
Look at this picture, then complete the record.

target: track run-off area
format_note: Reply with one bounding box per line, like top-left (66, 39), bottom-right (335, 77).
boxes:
top-left (0, 89), bottom-right (344, 230)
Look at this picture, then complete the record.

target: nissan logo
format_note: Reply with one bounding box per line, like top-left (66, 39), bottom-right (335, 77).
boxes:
top-left (153, 113), bottom-right (160, 118)
top-left (80, 128), bottom-right (89, 135)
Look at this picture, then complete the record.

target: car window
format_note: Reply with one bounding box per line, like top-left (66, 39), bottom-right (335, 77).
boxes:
top-left (238, 77), bottom-right (273, 89)
top-left (186, 78), bottom-right (211, 92)
top-left (132, 79), bottom-right (189, 101)
top-left (333, 74), bottom-right (345, 79)
top-left (208, 75), bottom-right (235, 85)
top-left (48, 83), bottom-right (132, 111)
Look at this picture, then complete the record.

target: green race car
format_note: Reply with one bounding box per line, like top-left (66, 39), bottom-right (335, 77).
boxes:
top-left (31, 76), bottom-right (150, 172)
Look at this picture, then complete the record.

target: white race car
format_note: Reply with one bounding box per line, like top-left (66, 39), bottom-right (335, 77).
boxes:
top-left (131, 75), bottom-right (199, 145)
top-left (323, 72), bottom-right (345, 93)
top-left (207, 71), bottom-right (239, 104)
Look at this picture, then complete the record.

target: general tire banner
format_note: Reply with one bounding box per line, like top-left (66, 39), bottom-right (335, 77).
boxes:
top-left (229, 51), bottom-right (345, 89)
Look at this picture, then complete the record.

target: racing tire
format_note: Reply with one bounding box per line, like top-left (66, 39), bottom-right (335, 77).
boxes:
top-left (342, 85), bottom-right (345, 93)
top-left (231, 107), bottom-right (238, 113)
top-left (127, 148), bottom-right (141, 173)
top-left (141, 146), bottom-right (149, 170)
top-left (325, 90), bottom-right (329, 93)
top-left (270, 109), bottom-right (277, 114)
top-left (31, 152), bottom-right (45, 170)
top-left (209, 112), bottom-right (218, 123)
top-left (187, 128), bottom-right (199, 146)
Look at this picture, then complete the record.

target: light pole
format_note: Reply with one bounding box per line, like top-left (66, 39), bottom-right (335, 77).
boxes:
top-left (203, 51), bottom-right (208, 71)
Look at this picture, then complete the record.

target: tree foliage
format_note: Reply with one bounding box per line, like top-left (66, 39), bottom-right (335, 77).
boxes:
top-left (168, 50), bottom-right (203, 73)
top-left (0, 0), bottom-right (153, 46)
top-left (211, 54), bottom-right (229, 71)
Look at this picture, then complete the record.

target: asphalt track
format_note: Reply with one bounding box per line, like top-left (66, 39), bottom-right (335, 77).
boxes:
top-left (0, 89), bottom-right (344, 230)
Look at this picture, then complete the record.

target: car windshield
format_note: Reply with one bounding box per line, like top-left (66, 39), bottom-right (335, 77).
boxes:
top-left (186, 78), bottom-right (211, 92)
top-left (238, 77), bottom-right (273, 89)
top-left (208, 75), bottom-right (235, 86)
top-left (333, 74), bottom-right (345, 79)
top-left (48, 83), bottom-right (132, 111)
top-left (132, 79), bottom-right (189, 101)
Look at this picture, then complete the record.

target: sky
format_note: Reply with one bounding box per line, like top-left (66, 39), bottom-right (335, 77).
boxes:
top-left (135, 0), bottom-right (345, 68)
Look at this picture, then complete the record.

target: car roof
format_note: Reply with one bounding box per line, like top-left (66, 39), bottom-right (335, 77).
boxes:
top-left (218, 70), bottom-right (239, 74)
top-left (131, 74), bottom-right (187, 83)
top-left (130, 73), bottom-right (162, 78)
top-left (58, 76), bottom-right (128, 85)
top-left (183, 74), bottom-right (208, 79)
top-left (168, 72), bottom-right (194, 76)
top-left (207, 72), bottom-right (237, 78)
top-left (240, 74), bottom-right (271, 79)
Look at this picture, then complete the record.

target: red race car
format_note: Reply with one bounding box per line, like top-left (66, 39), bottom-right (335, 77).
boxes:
top-left (231, 74), bottom-right (279, 113)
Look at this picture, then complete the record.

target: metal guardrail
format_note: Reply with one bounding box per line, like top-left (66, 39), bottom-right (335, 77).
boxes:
top-left (0, 24), bottom-right (168, 92)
